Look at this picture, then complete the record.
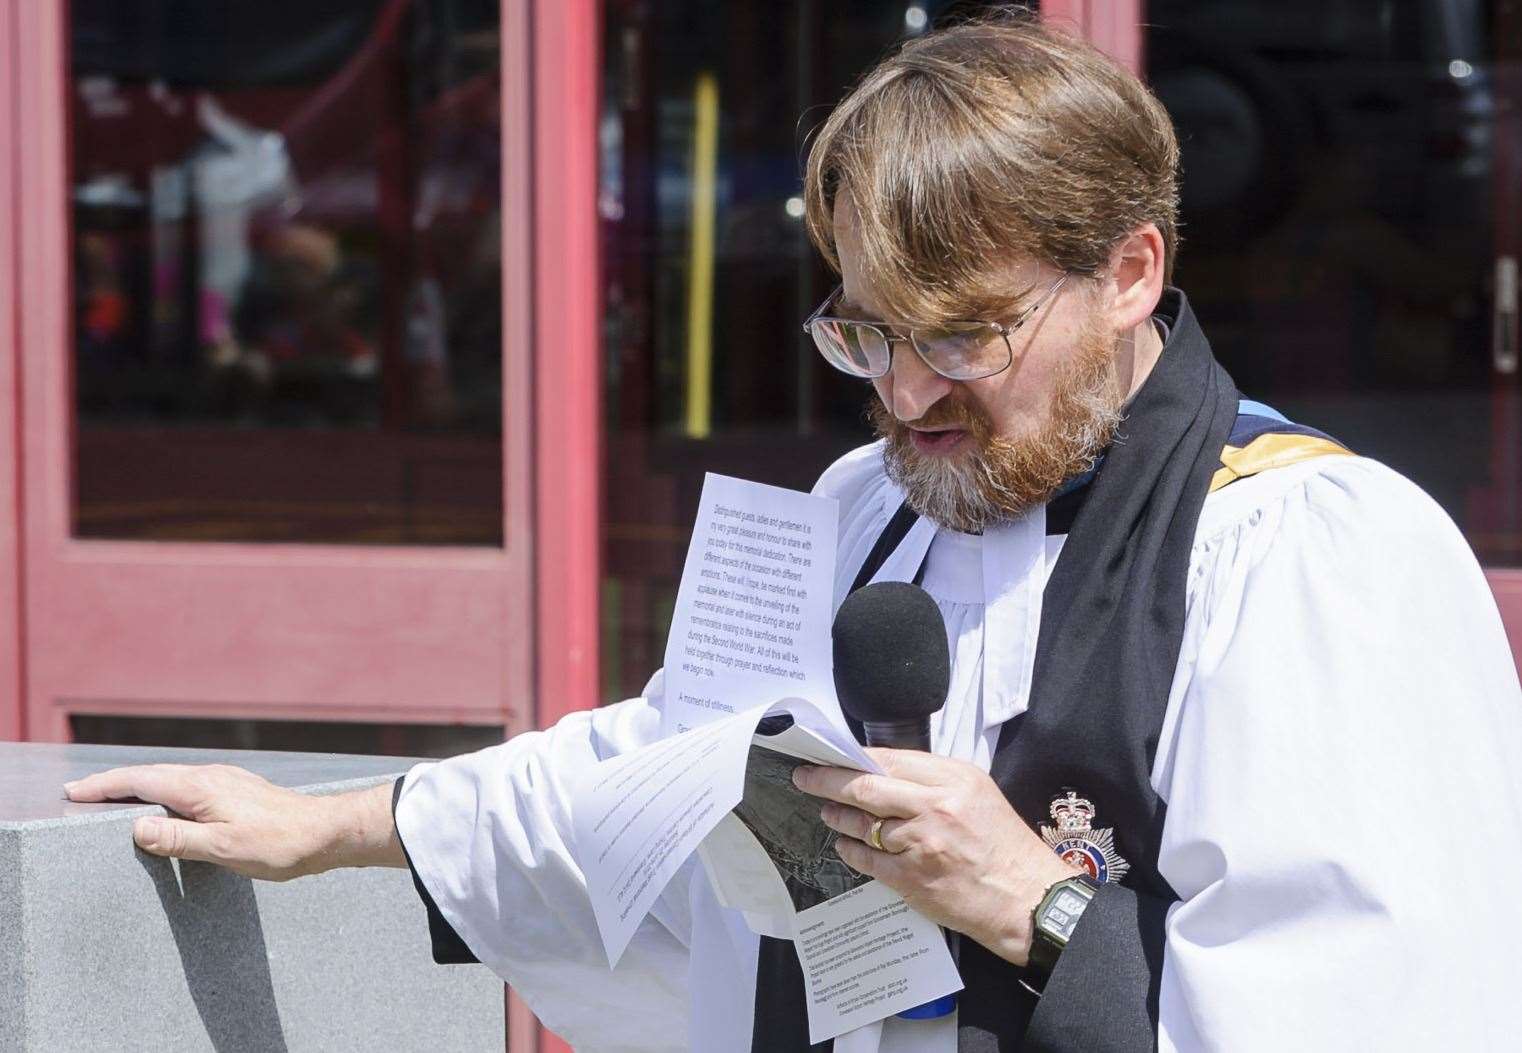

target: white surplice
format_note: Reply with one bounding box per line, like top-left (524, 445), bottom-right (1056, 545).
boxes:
top-left (395, 442), bottom-right (1522, 1052)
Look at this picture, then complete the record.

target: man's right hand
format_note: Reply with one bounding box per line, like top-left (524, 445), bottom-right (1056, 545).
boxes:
top-left (63, 764), bottom-right (406, 881)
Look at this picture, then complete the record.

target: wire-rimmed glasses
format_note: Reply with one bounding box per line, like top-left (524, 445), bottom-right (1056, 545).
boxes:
top-left (801, 270), bottom-right (1075, 381)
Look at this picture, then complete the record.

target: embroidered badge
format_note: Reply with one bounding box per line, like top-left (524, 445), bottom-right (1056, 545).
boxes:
top-left (1040, 789), bottom-right (1130, 884)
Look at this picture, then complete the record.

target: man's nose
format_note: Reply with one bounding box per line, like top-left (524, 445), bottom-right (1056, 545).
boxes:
top-left (878, 339), bottom-right (954, 422)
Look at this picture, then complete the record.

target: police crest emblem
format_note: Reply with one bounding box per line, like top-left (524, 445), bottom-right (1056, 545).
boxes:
top-left (1039, 789), bottom-right (1130, 883)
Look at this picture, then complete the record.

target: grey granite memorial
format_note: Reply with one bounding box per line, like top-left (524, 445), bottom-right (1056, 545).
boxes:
top-left (0, 742), bottom-right (503, 1053)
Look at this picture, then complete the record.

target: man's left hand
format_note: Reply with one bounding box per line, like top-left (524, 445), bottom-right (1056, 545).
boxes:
top-left (793, 749), bottom-right (1079, 966)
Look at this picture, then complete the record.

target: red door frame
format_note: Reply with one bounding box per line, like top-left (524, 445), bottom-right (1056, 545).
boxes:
top-left (1043, 0), bottom-right (1145, 75)
top-left (532, 0), bottom-right (602, 736)
top-left (527, 6), bottom-right (601, 1052)
top-left (6, 0), bottom-right (535, 743)
top-left (0, 2), bottom-right (22, 742)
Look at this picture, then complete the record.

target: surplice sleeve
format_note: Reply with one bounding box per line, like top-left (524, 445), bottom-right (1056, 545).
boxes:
top-left (392, 671), bottom-right (696, 1052)
top-left (1150, 456), bottom-right (1522, 1051)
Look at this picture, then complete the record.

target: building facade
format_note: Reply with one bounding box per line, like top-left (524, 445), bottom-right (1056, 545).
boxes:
top-left (1, 1), bottom-right (1519, 1049)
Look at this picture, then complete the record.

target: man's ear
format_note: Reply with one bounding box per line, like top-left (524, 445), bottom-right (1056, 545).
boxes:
top-left (1102, 223), bottom-right (1166, 332)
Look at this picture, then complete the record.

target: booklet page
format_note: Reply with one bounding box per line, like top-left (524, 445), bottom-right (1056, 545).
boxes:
top-left (661, 472), bottom-right (840, 735)
top-left (569, 708), bottom-right (753, 965)
top-left (794, 880), bottom-right (963, 1043)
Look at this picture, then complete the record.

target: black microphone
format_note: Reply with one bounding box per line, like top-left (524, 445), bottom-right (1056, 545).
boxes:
top-left (831, 580), bottom-right (960, 1022)
top-left (832, 581), bottom-right (950, 750)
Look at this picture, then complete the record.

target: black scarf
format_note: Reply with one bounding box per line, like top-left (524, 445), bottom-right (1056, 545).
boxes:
top-left (751, 287), bottom-right (1240, 1052)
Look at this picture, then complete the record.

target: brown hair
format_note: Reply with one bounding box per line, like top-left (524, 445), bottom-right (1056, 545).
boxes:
top-left (803, 11), bottom-right (1181, 324)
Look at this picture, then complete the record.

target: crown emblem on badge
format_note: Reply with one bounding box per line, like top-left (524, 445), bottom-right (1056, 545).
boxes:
top-left (1040, 789), bottom-right (1130, 884)
top-left (1049, 791), bottom-right (1097, 835)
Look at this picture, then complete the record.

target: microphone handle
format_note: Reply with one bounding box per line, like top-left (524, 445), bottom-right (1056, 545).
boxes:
top-left (861, 719), bottom-right (931, 751)
top-left (859, 715), bottom-right (956, 1021)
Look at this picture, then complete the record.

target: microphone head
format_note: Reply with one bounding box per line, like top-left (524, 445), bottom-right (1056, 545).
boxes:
top-left (832, 581), bottom-right (950, 726)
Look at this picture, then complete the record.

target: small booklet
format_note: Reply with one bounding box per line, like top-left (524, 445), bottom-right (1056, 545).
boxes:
top-left (569, 474), bottom-right (962, 1044)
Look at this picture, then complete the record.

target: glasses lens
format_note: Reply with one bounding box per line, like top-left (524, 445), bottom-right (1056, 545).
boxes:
top-left (808, 320), bottom-right (890, 377)
top-left (910, 323), bottom-right (1009, 380)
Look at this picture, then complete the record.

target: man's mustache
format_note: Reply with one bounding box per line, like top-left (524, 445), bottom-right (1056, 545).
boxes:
top-left (872, 393), bottom-right (993, 440)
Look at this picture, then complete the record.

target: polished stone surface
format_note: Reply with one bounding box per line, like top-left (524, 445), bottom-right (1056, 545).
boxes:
top-left (0, 742), bottom-right (502, 1052)
top-left (0, 741), bottom-right (433, 825)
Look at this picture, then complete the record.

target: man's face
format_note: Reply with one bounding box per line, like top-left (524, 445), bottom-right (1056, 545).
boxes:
top-left (833, 199), bottom-right (1127, 533)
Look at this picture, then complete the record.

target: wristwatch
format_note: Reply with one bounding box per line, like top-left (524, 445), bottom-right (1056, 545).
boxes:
top-left (1027, 873), bottom-right (1100, 978)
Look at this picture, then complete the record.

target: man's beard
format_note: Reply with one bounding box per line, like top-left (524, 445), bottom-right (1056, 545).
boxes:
top-left (871, 314), bottom-right (1128, 534)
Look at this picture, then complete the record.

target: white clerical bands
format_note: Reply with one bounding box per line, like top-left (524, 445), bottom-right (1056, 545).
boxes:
top-left (866, 816), bottom-right (901, 854)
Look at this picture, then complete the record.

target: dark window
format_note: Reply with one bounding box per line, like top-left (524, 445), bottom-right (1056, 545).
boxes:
top-left (69, 0), bottom-right (506, 545)
top-left (597, 1), bottom-right (1015, 702)
top-left (1146, 0), bottom-right (1520, 565)
top-left (70, 714), bottom-right (505, 759)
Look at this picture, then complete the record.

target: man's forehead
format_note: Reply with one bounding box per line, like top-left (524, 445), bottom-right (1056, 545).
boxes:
top-left (836, 266), bottom-right (1046, 323)
top-left (830, 196), bottom-right (1050, 319)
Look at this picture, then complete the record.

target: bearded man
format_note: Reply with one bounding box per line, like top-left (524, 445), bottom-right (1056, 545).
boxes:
top-left (65, 15), bottom-right (1522, 1053)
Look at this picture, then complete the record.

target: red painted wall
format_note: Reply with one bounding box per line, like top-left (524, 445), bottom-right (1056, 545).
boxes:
top-left (0, 1), bottom-right (23, 741)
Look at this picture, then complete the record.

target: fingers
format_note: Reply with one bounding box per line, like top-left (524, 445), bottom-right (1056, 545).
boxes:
top-left (64, 765), bottom-right (227, 865)
top-left (820, 803), bottom-right (907, 853)
top-left (832, 831), bottom-right (904, 882)
top-left (862, 748), bottom-right (963, 784)
top-left (63, 764), bottom-right (214, 815)
top-left (791, 764), bottom-right (933, 818)
top-left (62, 766), bottom-right (146, 803)
top-left (133, 815), bottom-right (224, 865)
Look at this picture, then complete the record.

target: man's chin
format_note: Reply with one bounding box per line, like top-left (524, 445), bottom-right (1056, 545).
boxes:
top-left (884, 432), bottom-right (1081, 533)
top-left (890, 442), bottom-right (983, 493)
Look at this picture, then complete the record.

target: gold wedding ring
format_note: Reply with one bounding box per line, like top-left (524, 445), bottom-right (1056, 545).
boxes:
top-left (867, 816), bottom-right (887, 852)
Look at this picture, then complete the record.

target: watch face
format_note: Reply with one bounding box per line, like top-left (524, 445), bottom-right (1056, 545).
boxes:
top-left (1039, 883), bottom-right (1094, 943)
top-left (1041, 904), bottom-right (1079, 942)
top-left (1053, 889), bottom-right (1088, 915)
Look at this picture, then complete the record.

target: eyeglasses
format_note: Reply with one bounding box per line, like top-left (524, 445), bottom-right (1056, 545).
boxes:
top-left (801, 270), bottom-right (1076, 381)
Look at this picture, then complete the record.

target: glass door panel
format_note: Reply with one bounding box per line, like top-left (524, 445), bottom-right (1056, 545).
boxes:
top-left (1145, 0), bottom-right (1521, 565)
top-left (69, 0), bottom-right (504, 545)
top-left (12, 0), bottom-right (532, 744)
top-left (597, 0), bottom-right (1011, 702)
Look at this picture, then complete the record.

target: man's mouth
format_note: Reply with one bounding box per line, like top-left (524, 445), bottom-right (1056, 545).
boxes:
top-left (908, 427), bottom-right (970, 455)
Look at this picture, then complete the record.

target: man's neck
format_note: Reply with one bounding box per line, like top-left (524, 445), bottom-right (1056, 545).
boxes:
top-left (1120, 315), bottom-right (1166, 404)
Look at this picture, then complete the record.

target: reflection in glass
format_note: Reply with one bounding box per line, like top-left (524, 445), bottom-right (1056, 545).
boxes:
top-left (70, 0), bottom-right (504, 545)
top-left (597, 2), bottom-right (1002, 701)
top-left (1146, 0), bottom-right (1521, 565)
